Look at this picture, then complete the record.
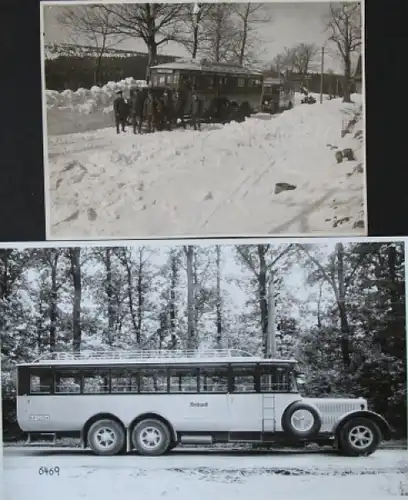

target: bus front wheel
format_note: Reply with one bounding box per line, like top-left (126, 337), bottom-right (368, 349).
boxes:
top-left (132, 419), bottom-right (171, 456)
top-left (88, 419), bottom-right (125, 456)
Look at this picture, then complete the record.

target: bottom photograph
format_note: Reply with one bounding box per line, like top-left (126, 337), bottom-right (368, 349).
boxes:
top-left (1, 239), bottom-right (407, 499)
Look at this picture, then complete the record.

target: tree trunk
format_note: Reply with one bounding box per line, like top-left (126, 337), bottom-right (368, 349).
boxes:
top-left (169, 251), bottom-right (178, 349)
top-left (136, 250), bottom-right (144, 343)
top-left (186, 246), bottom-right (195, 350)
top-left (70, 248), bottom-right (82, 353)
top-left (257, 245), bottom-right (268, 356)
top-left (336, 243), bottom-right (351, 367)
top-left (123, 251), bottom-right (139, 344)
top-left (215, 245), bottom-right (222, 347)
top-left (238, 6), bottom-right (249, 65)
top-left (105, 249), bottom-right (114, 346)
top-left (342, 15), bottom-right (352, 103)
top-left (192, 24), bottom-right (199, 59)
top-left (49, 253), bottom-right (59, 353)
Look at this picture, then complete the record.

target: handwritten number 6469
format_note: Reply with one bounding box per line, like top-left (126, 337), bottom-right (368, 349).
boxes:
top-left (38, 467), bottom-right (60, 476)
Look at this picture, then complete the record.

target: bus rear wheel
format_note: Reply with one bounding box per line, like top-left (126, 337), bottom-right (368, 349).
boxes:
top-left (132, 419), bottom-right (171, 456)
top-left (88, 419), bottom-right (125, 456)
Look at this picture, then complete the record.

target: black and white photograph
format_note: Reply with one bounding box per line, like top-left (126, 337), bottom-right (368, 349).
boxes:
top-left (41, 1), bottom-right (366, 239)
top-left (1, 238), bottom-right (407, 499)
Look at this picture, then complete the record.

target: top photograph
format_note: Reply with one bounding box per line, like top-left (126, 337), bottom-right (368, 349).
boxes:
top-left (41, 1), bottom-right (365, 240)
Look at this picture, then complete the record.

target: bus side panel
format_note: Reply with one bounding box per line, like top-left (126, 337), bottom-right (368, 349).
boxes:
top-left (17, 394), bottom-right (230, 434)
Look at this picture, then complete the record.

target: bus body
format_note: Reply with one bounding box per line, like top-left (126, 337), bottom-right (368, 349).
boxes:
top-left (261, 76), bottom-right (295, 114)
top-left (149, 59), bottom-right (264, 121)
top-left (16, 349), bottom-right (391, 457)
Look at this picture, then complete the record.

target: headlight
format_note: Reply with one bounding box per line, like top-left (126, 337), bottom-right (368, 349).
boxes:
top-left (264, 100), bottom-right (269, 105)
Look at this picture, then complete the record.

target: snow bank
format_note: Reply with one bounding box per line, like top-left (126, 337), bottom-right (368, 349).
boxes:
top-left (46, 77), bottom-right (147, 115)
top-left (47, 94), bottom-right (366, 239)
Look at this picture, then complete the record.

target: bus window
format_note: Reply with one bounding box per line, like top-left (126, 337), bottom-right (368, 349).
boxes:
top-left (173, 72), bottom-right (180, 84)
top-left (199, 365), bottom-right (228, 393)
top-left (237, 78), bottom-right (245, 87)
top-left (111, 369), bottom-right (138, 393)
top-left (140, 368), bottom-right (167, 393)
top-left (30, 369), bottom-right (52, 394)
top-left (83, 370), bottom-right (110, 394)
top-left (166, 74), bottom-right (173, 84)
top-left (260, 365), bottom-right (293, 393)
top-left (169, 367), bottom-right (198, 393)
top-left (158, 75), bottom-right (166, 85)
top-left (231, 365), bottom-right (256, 393)
top-left (55, 370), bottom-right (81, 394)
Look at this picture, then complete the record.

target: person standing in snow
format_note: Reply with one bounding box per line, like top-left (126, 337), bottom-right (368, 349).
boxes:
top-left (131, 88), bottom-right (145, 134)
top-left (173, 91), bottom-right (186, 130)
top-left (191, 90), bottom-right (203, 131)
top-left (113, 90), bottom-right (128, 134)
top-left (144, 90), bottom-right (156, 133)
top-left (162, 90), bottom-right (174, 131)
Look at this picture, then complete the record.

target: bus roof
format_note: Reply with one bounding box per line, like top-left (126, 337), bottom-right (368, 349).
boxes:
top-left (17, 349), bottom-right (298, 368)
top-left (150, 59), bottom-right (263, 77)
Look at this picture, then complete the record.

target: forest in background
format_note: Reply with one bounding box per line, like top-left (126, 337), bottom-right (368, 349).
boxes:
top-left (1, 242), bottom-right (406, 439)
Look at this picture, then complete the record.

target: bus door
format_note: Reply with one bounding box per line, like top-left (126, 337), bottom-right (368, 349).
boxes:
top-left (227, 364), bottom-right (262, 432)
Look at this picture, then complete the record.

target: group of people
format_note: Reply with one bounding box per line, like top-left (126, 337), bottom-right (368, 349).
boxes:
top-left (113, 87), bottom-right (204, 135)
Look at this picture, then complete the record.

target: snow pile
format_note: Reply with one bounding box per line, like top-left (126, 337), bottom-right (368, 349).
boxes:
top-left (47, 94), bottom-right (366, 239)
top-left (46, 77), bottom-right (148, 114)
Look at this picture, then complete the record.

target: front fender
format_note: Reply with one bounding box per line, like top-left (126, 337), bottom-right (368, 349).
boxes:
top-left (332, 410), bottom-right (392, 440)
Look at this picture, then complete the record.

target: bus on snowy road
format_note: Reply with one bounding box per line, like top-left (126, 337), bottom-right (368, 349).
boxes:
top-left (149, 59), bottom-right (264, 123)
top-left (16, 349), bottom-right (391, 457)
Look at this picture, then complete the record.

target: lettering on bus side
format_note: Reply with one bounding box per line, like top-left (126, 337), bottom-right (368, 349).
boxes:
top-left (189, 402), bottom-right (209, 408)
top-left (29, 414), bottom-right (50, 421)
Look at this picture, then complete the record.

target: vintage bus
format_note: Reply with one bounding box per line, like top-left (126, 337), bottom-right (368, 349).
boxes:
top-left (16, 349), bottom-right (391, 457)
top-left (149, 59), bottom-right (264, 122)
top-left (261, 76), bottom-right (295, 114)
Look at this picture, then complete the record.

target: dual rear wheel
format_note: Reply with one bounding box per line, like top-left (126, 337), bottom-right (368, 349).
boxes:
top-left (88, 418), bottom-right (173, 456)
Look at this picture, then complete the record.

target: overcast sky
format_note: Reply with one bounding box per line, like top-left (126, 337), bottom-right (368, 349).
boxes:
top-left (42, 2), bottom-right (347, 73)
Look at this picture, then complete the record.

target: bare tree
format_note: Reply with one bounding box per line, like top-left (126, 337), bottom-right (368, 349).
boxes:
top-left (325, 2), bottom-right (362, 102)
top-left (201, 4), bottom-right (237, 62)
top-left (272, 46), bottom-right (297, 75)
top-left (231, 3), bottom-right (272, 65)
top-left (99, 3), bottom-right (185, 80)
top-left (293, 43), bottom-right (318, 85)
top-left (57, 5), bottom-right (123, 85)
top-left (176, 3), bottom-right (215, 59)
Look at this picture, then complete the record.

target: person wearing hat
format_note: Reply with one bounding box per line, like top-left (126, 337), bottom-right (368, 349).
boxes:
top-left (113, 89), bottom-right (127, 134)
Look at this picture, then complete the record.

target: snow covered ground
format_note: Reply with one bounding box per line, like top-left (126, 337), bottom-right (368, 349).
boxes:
top-left (45, 93), bottom-right (365, 239)
top-left (3, 447), bottom-right (407, 499)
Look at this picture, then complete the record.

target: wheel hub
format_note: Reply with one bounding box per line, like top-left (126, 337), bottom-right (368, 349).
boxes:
top-left (348, 425), bottom-right (374, 449)
top-left (96, 428), bottom-right (115, 449)
top-left (290, 409), bottom-right (314, 432)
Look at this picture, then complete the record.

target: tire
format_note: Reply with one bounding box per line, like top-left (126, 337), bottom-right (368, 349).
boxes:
top-left (338, 418), bottom-right (381, 457)
top-left (132, 419), bottom-right (171, 456)
top-left (281, 401), bottom-right (322, 440)
top-left (88, 419), bottom-right (125, 456)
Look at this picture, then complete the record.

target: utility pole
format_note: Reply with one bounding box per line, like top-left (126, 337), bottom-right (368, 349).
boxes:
top-left (266, 277), bottom-right (277, 358)
top-left (319, 45), bottom-right (325, 104)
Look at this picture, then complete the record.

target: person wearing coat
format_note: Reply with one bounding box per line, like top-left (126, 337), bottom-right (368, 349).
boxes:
top-left (144, 90), bottom-right (156, 133)
top-left (130, 88), bottom-right (145, 134)
top-left (191, 90), bottom-right (203, 131)
top-left (113, 90), bottom-right (128, 134)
